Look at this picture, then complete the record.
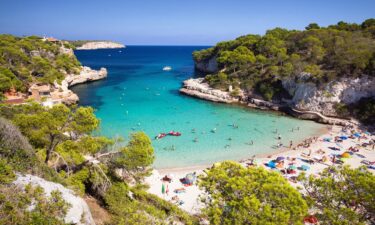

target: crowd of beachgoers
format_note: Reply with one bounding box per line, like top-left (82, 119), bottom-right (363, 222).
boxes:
top-left (146, 124), bottom-right (375, 214)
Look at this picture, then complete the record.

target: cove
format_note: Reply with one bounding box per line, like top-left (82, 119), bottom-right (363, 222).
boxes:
top-left (71, 46), bottom-right (325, 169)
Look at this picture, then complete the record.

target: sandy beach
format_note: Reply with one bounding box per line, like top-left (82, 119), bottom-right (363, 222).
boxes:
top-left (146, 124), bottom-right (375, 214)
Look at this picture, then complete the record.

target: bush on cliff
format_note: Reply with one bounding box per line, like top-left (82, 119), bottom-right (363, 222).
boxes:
top-left (193, 19), bottom-right (375, 101)
top-left (0, 34), bottom-right (81, 93)
top-left (0, 103), bottom-right (197, 224)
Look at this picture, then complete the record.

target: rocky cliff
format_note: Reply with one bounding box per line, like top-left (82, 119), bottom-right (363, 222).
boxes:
top-left (194, 56), bottom-right (218, 73)
top-left (180, 78), bottom-right (238, 103)
top-left (282, 74), bottom-right (375, 116)
top-left (52, 66), bottom-right (107, 105)
top-left (77, 41), bottom-right (125, 50)
top-left (14, 174), bottom-right (95, 225)
top-left (191, 56), bottom-right (374, 124)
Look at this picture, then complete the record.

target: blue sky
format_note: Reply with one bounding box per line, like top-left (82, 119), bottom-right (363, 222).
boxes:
top-left (0, 0), bottom-right (374, 45)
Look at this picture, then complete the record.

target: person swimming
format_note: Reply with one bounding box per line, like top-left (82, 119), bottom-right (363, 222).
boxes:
top-left (245, 140), bottom-right (254, 145)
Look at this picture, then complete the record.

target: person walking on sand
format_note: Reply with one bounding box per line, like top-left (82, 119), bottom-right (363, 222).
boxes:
top-left (308, 149), bottom-right (312, 157)
top-left (166, 184), bottom-right (169, 196)
top-left (289, 140), bottom-right (293, 149)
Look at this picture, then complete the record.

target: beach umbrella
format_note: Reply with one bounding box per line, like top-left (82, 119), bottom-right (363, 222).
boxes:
top-left (339, 136), bottom-right (348, 140)
top-left (354, 133), bottom-right (361, 137)
top-left (341, 152), bottom-right (351, 158)
top-left (301, 165), bottom-right (310, 171)
top-left (185, 173), bottom-right (196, 185)
top-left (267, 161), bottom-right (276, 168)
top-left (288, 165), bottom-right (297, 170)
top-left (276, 156), bottom-right (285, 161)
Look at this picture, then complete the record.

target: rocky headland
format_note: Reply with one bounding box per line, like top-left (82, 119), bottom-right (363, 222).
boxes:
top-left (52, 66), bottom-right (107, 105)
top-left (76, 41), bottom-right (125, 50)
top-left (180, 78), bottom-right (238, 103)
top-left (180, 74), bottom-right (373, 126)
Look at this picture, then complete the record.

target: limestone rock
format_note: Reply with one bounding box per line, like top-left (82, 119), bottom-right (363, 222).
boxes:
top-left (77, 42), bottom-right (125, 50)
top-left (180, 78), bottom-right (238, 103)
top-left (13, 174), bottom-right (95, 225)
top-left (65, 67), bottom-right (108, 87)
top-left (195, 56), bottom-right (218, 73)
top-left (282, 74), bottom-right (375, 116)
top-left (52, 66), bottom-right (107, 104)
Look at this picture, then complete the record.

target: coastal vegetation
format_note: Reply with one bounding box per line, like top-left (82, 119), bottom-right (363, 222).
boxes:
top-left (199, 161), bottom-right (308, 225)
top-left (0, 34), bottom-right (81, 97)
top-left (298, 166), bottom-right (375, 225)
top-left (193, 19), bottom-right (375, 122)
top-left (0, 103), bottom-right (197, 225)
top-left (200, 161), bottom-right (375, 225)
top-left (0, 22), bottom-right (374, 225)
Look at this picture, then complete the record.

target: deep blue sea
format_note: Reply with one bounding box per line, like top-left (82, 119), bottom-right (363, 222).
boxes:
top-left (72, 46), bottom-right (324, 168)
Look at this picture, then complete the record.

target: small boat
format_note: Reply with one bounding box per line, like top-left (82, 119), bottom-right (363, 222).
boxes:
top-left (168, 131), bottom-right (181, 136)
top-left (162, 66), bottom-right (172, 71)
top-left (155, 133), bottom-right (167, 140)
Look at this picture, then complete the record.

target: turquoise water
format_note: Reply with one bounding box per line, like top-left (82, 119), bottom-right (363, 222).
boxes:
top-left (72, 46), bottom-right (325, 168)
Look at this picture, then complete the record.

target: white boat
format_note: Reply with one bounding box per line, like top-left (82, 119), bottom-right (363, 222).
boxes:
top-left (162, 66), bottom-right (172, 71)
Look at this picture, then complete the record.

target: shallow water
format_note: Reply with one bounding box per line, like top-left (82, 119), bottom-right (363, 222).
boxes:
top-left (72, 46), bottom-right (325, 168)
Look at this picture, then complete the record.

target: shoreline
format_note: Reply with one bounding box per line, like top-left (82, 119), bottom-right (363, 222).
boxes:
top-left (49, 66), bottom-right (107, 105)
top-left (154, 125), bottom-right (330, 174)
top-left (180, 78), bottom-right (357, 127)
top-left (146, 123), bottom-right (374, 214)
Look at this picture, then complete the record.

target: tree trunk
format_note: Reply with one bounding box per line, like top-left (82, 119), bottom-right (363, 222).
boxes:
top-left (45, 135), bottom-right (56, 163)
